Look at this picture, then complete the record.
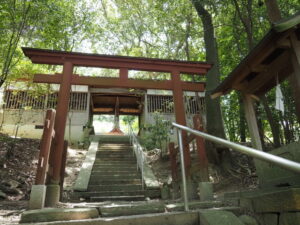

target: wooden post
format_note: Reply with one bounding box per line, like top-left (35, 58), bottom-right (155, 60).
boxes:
top-left (169, 142), bottom-right (178, 181)
top-left (243, 94), bottom-right (264, 182)
top-left (193, 115), bottom-right (209, 182)
top-left (60, 141), bottom-right (68, 200)
top-left (290, 33), bottom-right (300, 121)
top-left (35, 109), bottom-right (56, 185)
top-left (242, 94), bottom-right (262, 150)
top-left (49, 62), bottom-right (73, 184)
top-left (171, 70), bottom-right (191, 175)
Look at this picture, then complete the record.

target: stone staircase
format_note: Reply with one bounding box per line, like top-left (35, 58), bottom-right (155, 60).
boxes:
top-left (77, 141), bottom-right (146, 201)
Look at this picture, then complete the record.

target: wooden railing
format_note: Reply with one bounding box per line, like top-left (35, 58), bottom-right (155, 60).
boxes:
top-left (168, 114), bottom-right (209, 183)
top-left (35, 109), bottom-right (68, 190)
top-left (35, 109), bottom-right (56, 185)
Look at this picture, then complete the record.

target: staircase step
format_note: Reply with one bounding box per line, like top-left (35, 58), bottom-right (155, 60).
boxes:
top-left (93, 164), bottom-right (136, 167)
top-left (90, 195), bottom-right (145, 201)
top-left (94, 158), bottom-right (136, 162)
top-left (99, 202), bottom-right (165, 217)
top-left (90, 171), bottom-right (140, 176)
top-left (92, 168), bottom-right (138, 173)
top-left (96, 152), bottom-right (133, 157)
top-left (90, 174), bottom-right (141, 180)
top-left (88, 184), bottom-right (143, 191)
top-left (92, 165), bottom-right (137, 170)
top-left (74, 190), bottom-right (145, 198)
top-left (89, 179), bottom-right (142, 185)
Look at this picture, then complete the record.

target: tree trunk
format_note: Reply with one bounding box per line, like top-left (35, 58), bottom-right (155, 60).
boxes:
top-left (264, 0), bottom-right (282, 22)
top-left (191, 0), bottom-right (227, 165)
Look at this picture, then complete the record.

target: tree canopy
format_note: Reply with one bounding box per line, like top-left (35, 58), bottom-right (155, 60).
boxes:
top-left (1, 0), bottom-right (299, 149)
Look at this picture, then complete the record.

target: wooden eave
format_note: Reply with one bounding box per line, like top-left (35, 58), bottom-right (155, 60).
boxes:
top-left (212, 11), bottom-right (300, 98)
top-left (22, 48), bottom-right (211, 74)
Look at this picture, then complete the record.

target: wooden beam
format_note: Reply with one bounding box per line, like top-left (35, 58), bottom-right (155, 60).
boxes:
top-left (33, 74), bottom-right (205, 92)
top-left (23, 48), bottom-right (211, 74)
top-left (241, 50), bottom-right (291, 94)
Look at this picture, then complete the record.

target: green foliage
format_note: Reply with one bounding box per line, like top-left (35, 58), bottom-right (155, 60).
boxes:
top-left (140, 113), bottom-right (171, 153)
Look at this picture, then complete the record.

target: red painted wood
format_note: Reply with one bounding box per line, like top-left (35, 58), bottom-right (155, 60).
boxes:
top-left (33, 74), bottom-right (205, 92)
top-left (35, 109), bottom-right (56, 185)
top-left (193, 115), bottom-right (209, 182)
top-left (171, 70), bottom-right (191, 176)
top-left (49, 62), bottom-right (72, 184)
top-left (22, 47), bottom-right (211, 74)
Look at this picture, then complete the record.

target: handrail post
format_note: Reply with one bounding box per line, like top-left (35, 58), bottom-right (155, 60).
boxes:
top-left (177, 128), bottom-right (189, 211)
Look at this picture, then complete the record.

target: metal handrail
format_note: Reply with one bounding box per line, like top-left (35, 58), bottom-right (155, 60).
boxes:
top-left (173, 122), bottom-right (300, 211)
top-left (128, 125), bottom-right (145, 190)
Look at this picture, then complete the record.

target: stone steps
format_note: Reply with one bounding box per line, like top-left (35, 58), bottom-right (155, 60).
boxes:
top-left (81, 141), bottom-right (146, 201)
top-left (88, 184), bottom-right (143, 192)
top-left (90, 171), bottom-right (140, 176)
top-left (89, 178), bottom-right (142, 185)
top-left (73, 190), bottom-right (145, 198)
top-left (94, 158), bottom-right (136, 162)
top-left (89, 174), bottom-right (141, 179)
top-left (90, 195), bottom-right (145, 202)
top-left (92, 165), bottom-right (137, 170)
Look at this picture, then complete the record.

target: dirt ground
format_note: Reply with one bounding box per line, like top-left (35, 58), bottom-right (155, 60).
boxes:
top-left (0, 133), bottom-right (87, 224)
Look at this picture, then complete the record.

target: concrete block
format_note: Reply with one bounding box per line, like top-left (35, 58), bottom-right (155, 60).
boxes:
top-left (166, 200), bottom-right (224, 212)
top-left (198, 182), bottom-right (213, 201)
top-left (21, 211), bottom-right (199, 225)
top-left (45, 184), bottom-right (60, 207)
top-left (161, 185), bottom-right (170, 200)
top-left (256, 141), bottom-right (300, 188)
top-left (20, 208), bottom-right (99, 223)
top-left (279, 212), bottom-right (300, 225)
top-left (99, 202), bottom-right (165, 217)
top-left (199, 210), bottom-right (244, 225)
top-left (261, 213), bottom-right (278, 225)
top-left (74, 141), bottom-right (98, 191)
top-left (239, 215), bottom-right (259, 225)
top-left (29, 185), bottom-right (46, 209)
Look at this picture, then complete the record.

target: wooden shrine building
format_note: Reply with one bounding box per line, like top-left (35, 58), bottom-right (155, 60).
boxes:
top-left (212, 12), bottom-right (300, 187)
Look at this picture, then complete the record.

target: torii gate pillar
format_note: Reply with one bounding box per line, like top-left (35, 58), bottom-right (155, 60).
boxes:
top-left (172, 70), bottom-right (191, 176)
top-left (46, 62), bottom-right (73, 206)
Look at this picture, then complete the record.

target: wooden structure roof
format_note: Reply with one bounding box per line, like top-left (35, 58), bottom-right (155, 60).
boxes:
top-left (91, 93), bottom-right (142, 115)
top-left (212, 12), bottom-right (300, 98)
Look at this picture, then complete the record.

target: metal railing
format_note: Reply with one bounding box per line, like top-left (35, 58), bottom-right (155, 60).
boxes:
top-left (173, 122), bottom-right (300, 211)
top-left (128, 125), bottom-right (145, 190)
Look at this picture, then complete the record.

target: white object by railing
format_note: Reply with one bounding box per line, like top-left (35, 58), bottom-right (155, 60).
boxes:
top-left (173, 122), bottom-right (300, 212)
top-left (128, 125), bottom-right (145, 190)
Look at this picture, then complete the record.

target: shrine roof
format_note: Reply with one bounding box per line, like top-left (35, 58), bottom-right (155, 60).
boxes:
top-left (212, 11), bottom-right (300, 98)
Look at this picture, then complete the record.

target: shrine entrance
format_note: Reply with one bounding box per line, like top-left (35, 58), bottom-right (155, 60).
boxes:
top-left (22, 47), bottom-right (211, 205)
top-left (91, 91), bottom-right (142, 135)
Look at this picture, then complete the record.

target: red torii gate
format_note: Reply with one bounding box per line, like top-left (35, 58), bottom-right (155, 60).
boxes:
top-left (22, 47), bottom-right (211, 202)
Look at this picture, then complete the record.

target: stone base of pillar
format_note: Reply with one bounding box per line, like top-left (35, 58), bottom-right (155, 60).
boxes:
top-left (29, 185), bottom-right (47, 209)
top-left (198, 182), bottom-right (213, 201)
top-left (45, 184), bottom-right (60, 207)
top-left (180, 177), bottom-right (198, 200)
